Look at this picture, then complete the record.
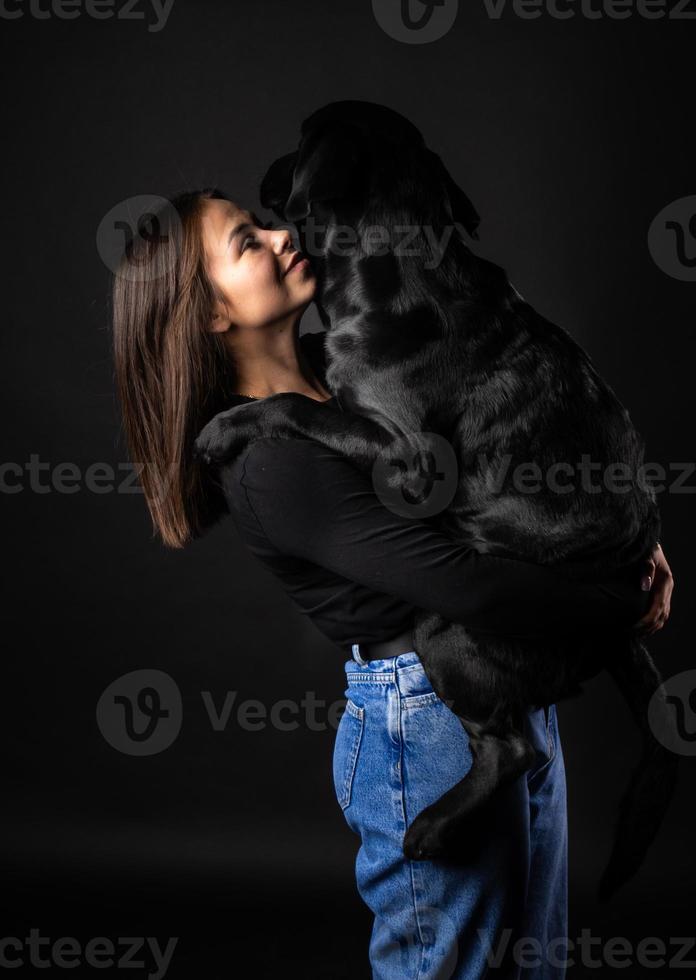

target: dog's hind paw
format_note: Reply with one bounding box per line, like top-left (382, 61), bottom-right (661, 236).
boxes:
top-left (402, 810), bottom-right (464, 862)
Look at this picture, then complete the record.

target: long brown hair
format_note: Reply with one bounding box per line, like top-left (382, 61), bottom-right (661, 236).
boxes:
top-left (111, 188), bottom-right (237, 549)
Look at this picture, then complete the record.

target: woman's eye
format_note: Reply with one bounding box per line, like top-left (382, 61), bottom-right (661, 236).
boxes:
top-left (241, 235), bottom-right (261, 253)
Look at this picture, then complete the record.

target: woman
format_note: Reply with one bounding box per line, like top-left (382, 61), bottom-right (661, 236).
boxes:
top-left (111, 188), bottom-right (673, 979)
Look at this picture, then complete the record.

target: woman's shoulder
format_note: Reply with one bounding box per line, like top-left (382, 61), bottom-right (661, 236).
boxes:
top-left (219, 435), bottom-right (352, 500)
top-left (224, 435), bottom-right (335, 479)
top-left (214, 437), bottom-right (343, 532)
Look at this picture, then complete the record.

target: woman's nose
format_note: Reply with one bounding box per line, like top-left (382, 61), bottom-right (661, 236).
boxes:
top-left (273, 226), bottom-right (296, 253)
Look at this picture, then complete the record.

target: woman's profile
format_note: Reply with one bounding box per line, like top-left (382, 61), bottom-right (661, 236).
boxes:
top-left (111, 187), bottom-right (673, 979)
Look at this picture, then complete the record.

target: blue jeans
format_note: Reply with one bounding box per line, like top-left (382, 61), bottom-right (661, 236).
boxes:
top-left (333, 644), bottom-right (568, 980)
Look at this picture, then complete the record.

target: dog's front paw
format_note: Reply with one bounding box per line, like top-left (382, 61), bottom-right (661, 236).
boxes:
top-left (194, 405), bottom-right (260, 465)
top-left (194, 393), bottom-right (318, 466)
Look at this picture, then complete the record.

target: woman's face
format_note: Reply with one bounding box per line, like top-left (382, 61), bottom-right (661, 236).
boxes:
top-left (201, 198), bottom-right (316, 332)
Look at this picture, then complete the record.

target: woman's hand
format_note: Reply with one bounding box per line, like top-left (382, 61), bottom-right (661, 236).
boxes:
top-left (632, 543), bottom-right (674, 636)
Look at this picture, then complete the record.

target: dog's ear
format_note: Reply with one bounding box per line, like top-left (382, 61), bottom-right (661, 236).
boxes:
top-left (259, 151), bottom-right (299, 219)
top-left (283, 124), bottom-right (361, 223)
top-left (426, 150), bottom-right (480, 241)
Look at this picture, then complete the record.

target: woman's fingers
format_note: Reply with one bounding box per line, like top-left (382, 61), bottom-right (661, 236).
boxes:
top-left (632, 558), bottom-right (657, 631)
top-left (632, 546), bottom-right (674, 634)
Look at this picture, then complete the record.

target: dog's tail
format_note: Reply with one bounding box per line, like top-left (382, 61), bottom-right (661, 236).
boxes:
top-left (598, 637), bottom-right (680, 901)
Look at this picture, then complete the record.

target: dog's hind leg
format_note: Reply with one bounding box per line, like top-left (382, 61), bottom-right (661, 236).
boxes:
top-left (402, 709), bottom-right (536, 862)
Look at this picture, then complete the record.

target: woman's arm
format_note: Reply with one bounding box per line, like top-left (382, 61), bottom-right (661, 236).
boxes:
top-left (221, 436), bottom-right (654, 641)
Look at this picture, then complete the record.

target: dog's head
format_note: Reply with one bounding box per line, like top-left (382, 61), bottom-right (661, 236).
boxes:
top-left (259, 100), bottom-right (480, 239)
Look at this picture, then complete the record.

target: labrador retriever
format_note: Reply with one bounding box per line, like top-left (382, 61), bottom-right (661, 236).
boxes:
top-left (195, 100), bottom-right (678, 900)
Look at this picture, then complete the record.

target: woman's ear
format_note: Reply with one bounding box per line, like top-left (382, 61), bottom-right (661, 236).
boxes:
top-left (208, 308), bottom-right (231, 334)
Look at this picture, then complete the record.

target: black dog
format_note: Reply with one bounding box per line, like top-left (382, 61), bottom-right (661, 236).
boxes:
top-left (195, 100), bottom-right (678, 900)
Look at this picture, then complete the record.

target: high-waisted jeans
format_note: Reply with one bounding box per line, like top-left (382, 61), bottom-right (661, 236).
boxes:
top-left (333, 643), bottom-right (568, 979)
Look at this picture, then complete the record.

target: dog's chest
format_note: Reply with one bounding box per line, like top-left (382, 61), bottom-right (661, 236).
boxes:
top-left (325, 344), bottom-right (426, 428)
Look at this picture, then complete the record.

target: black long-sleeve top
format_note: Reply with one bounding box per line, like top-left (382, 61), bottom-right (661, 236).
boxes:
top-left (205, 332), bottom-right (650, 655)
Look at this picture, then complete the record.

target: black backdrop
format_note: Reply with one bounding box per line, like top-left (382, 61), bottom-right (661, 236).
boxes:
top-left (2, 1), bottom-right (695, 976)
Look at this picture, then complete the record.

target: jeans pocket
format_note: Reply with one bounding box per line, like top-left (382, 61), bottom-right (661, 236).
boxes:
top-left (400, 689), bottom-right (473, 824)
top-left (333, 698), bottom-right (365, 811)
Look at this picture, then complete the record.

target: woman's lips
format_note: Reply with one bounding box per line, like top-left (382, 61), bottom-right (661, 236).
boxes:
top-left (287, 257), bottom-right (310, 273)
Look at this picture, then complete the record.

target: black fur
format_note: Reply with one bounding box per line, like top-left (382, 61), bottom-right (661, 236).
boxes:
top-left (195, 101), bottom-right (679, 900)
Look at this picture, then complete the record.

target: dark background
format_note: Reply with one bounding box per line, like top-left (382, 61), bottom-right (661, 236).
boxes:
top-left (2, 0), bottom-right (694, 976)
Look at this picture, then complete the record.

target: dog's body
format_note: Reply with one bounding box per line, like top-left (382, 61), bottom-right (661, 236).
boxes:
top-left (195, 101), bottom-right (678, 899)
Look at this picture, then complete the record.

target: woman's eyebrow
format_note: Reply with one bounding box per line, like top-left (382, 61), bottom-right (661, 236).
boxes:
top-left (227, 212), bottom-right (267, 247)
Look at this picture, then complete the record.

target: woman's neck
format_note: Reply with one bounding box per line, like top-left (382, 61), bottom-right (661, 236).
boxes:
top-left (223, 322), bottom-right (331, 401)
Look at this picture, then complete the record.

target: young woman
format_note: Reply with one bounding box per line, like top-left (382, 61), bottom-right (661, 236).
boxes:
top-left (111, 188), bottom-right (673, 979)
